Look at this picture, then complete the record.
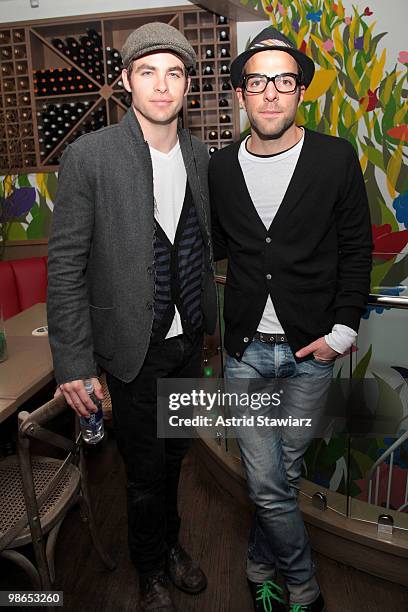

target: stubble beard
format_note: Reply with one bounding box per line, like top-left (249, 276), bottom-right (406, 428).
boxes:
top-left (249, 111), bottom-right (296, 141)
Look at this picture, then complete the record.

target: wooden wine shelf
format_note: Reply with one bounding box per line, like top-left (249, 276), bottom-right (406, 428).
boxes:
top-left (0, 7), bottom-right (239, 175)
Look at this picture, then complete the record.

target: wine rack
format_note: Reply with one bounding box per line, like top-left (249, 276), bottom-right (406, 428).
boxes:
top-left (0, 8), bottom-right (238, 174)
top-left (182, 12), bottom-right (237, 154)
top-left (1, 27), bottom-right (36, 170)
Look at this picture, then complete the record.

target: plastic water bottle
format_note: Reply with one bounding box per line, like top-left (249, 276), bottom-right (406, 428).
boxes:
top-left (79, 379), bottom-right (104, 444)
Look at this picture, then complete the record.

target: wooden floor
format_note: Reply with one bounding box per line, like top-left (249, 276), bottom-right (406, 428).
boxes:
top-left (1, 434), bottom-right (407, 612)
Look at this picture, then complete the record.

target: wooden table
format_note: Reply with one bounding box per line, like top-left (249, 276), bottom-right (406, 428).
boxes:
top-left (0, 303), bottom-right (53, 424)
top-left (4, 302), bottom-right (47, 336)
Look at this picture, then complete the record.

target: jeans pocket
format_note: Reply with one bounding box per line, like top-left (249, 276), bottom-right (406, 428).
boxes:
top-left (312, 355), bottom-right (336, 367)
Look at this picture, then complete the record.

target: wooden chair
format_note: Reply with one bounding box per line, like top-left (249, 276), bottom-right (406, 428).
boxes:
top-left (99, 372), bottom-right (112, 421)
top-left (0, 394), bottom-right (116, 589)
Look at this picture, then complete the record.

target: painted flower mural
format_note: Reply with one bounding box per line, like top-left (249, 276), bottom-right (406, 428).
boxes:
top-left (0, 173), bottom-right (56, 253)
top-left (241, 0), bottom-right (408, 515)
top-left (242, 0), bottom-right (407, 308)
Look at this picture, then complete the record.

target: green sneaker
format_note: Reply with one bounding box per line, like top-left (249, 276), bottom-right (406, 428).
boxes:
top-left (247, 578), bottom-right (286, 612)
top-left (289, 593), bottom-right (326, 612)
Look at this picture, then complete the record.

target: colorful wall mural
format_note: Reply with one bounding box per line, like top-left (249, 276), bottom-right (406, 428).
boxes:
top-left (0, 173), bottom-right (56, 251)
top-left (238, 0), bottom-right (408, 518)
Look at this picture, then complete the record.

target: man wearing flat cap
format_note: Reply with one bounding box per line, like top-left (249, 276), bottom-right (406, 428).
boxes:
top-left (48, 22), bottom-right (217, 612)
top-left (209, 26), bottom-right (372, 612)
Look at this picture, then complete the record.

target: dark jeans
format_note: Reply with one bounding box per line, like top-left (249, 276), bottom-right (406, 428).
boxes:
top-left (106, 332), bottom-right (203, 575)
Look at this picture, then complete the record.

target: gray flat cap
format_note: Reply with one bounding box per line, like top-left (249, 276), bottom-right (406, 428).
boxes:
top-left (121, 22), bottom-right (196, 70)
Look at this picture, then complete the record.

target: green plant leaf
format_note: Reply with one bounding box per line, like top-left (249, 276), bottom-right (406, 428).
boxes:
top-left (369, 32), bottom-right (387, 58)
top-left (17, 175), bottom-right (31, 188)
top-left (372, 372), bottom-right (404, 431)
top-left (381, 253), bottom-right (408, 286)
top-left (350, 449), bottom-right (376, 477)
top-left (45, 172), bottom-right (58, 202)
top-left (26, 212), bottom-right (45, 239)
top-left (7, 222), bottom-right (27, 241)
top-left (379, 197), bottom-right (399, 231)
top-left (363, 162), bottom-right (386, 226)
top-left (371, 257), bottom-right (396, 289)
top-left (352, 345), bottom-right (372, 379)
top-left (361, 142), bottom-right (385, 171)
top-left (395, 162), bottom-right (408, 195)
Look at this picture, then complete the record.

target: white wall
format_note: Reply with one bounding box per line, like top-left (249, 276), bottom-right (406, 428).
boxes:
top-left (0, 0), bottom-right (191, 23)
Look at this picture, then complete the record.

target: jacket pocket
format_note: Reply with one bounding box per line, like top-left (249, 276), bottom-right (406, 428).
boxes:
top-left (89, 304), bottom-right (115, 359)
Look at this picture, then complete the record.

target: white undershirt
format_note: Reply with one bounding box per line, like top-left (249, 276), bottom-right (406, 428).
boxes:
top-left (238, 132), bottom-right (357, 355)
top-left (150, 140), bottom-right (186, 339)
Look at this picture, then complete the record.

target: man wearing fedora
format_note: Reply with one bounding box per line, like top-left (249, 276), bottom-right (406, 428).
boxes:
top-left (48, 23), bottom-right (217, 612)
top-left (209, 26), bottom-right (372, 612)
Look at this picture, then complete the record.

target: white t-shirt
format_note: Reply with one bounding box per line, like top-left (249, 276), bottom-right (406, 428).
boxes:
top-left (238, 132), bottom-right (357, 354)
top-left (239, 132), bottom-right (304, 333)
top-left (149, 140), bottom-right (186, 339)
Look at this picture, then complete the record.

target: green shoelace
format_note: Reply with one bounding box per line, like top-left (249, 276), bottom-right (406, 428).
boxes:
top-left (290, 605), bottom-right (309, 612)
top-left (256, 580), bottom-right (285, 612)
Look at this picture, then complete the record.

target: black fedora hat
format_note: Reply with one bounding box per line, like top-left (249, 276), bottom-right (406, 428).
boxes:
top-left (230, 26), bottom-right (315, 89)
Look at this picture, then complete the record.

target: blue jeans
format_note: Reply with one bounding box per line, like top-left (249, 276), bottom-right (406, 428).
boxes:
top-left (225, 340), bottom-right (334, 605)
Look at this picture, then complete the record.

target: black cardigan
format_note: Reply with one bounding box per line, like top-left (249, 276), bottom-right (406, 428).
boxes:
top-left (209, 128), bottom-right (373, 361)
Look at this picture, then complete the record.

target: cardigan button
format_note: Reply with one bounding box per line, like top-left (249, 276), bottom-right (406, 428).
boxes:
top-left (266, 274), bottom-right (272, 280)
top-left (265, 237), bottom-right (271, 243)
top-left (243, 337), bottom-right (249, 343)
top-left (235, 352), bottom-right (240, 357)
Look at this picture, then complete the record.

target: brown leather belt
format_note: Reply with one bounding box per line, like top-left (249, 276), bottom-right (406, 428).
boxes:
top-left (254, 332), bottom-right (287, 344)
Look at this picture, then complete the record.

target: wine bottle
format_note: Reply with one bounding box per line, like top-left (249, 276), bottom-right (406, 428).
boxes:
top-left (191, 82), bottom-right (200, 93)
top-left (220, 64), bottom-right (230, 75)
top-left (217, 15), bottom-right (228, 24)
top-left (14, 47), bottom-right (26, 59)
top-left (221, 129), bottom-right (232, 139)
top-left (220, 114), bottom-right (230, 123)
top-left (209, 146), bottom-right (218, 155)
top-left (219, 30), bottom-right (229, 42)
top-left (0, 31), bottom-right (10, 44)
top-left (220, 47), bottom-right (230, 58)
top-left (222, 80), bottom-right (231, 91)
top-left (87, 28), bottom-right (102, 46)
top-left (51, 38), bottom-right (66, 52)
top-left (208, 130), bottom-right (218, 140)
top-left (13, 30), bottom-right (25, 42)
top-left (80, 35), bottom-right (93, 48)
top-left (2, 64), bottom-right (13, 76)
top-left (18, 77), bottom-right (29, 89)
top-left (203, 65), bottom-right (214, 75)
top-left (66, 37), bottom-right (79, 50)
top-left (189, 99), bottom-right (200, 109)
top-left (203, 82), bottom-right (213, 92)
top-left (204, 48), bottom-right (214, 59)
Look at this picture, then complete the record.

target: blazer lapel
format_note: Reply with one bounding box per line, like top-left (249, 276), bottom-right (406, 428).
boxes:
top-left (179, 129), bottom-right (210, 245)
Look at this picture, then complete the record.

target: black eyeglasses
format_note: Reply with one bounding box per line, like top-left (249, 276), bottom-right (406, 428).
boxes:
top-left (242, 72), bottom-right (301, 94)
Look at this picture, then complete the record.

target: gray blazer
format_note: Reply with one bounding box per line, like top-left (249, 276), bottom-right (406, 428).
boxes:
top-left (47, 108), bottom-right (217, 384)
